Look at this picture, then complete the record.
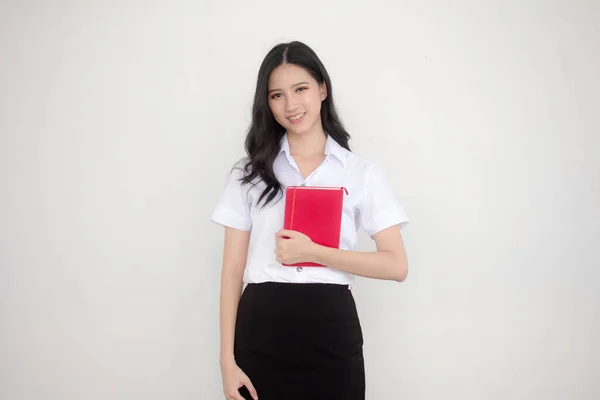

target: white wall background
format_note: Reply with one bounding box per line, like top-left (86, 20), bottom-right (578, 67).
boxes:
top-left (1, 1), bottom-right (599, 399)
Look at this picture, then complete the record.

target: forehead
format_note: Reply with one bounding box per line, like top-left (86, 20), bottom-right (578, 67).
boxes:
top-left (268, 64), bottom-right (316, 88)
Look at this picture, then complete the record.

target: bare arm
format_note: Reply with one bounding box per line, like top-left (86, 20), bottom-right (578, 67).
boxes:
top-left (219, 226), bottom-right (250, 367)
top-left (314, 225), bottom-right (408, 281)
top-left (276, 225), bottom-right (408, 282)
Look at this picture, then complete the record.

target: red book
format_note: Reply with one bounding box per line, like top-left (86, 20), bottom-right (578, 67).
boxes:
top-left (282, 185), bottom-right (348, 267)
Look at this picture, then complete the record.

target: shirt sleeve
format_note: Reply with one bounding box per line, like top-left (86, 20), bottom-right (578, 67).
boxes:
top-left (358, 162), bottom-right (409, 237)
top-left (210, 165), bottom-right (252, 231)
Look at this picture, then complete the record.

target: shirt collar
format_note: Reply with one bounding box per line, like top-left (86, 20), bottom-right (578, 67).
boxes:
top-left (278, 132), bottom-right (349, 167)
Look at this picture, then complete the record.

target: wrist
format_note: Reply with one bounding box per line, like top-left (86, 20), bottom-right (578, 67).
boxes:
top-left (219, 355), bottom-right (236, 368)
top-left (311, 243), bottom-right (328, 264)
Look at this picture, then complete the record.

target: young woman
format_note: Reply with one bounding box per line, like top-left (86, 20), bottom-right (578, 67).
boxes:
top-left (210, 41), bottom-right (410, 400)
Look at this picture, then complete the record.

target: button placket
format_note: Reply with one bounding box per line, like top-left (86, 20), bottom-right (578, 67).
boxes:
top-left (289, 154), bottom-right (329, 187)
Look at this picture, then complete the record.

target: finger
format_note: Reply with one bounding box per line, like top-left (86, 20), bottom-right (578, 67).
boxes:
top-left (243, 377), bottom-right (259, 400)
top-left (276, 229), bottom-right (295, 238)
top-left (226, 390), bottom-right (244, 400)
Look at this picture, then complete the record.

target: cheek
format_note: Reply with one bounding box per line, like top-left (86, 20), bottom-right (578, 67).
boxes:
top-left (307, 95), bottom-right (322, 113)
top-left (269, 101), bottom-right (285, 121)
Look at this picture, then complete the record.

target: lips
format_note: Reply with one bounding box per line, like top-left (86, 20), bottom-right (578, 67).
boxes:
top-left (287, 112), bottom-right (306, 124)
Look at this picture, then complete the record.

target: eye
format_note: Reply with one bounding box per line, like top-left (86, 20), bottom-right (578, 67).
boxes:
top-left (270, 93), bottom-right (282, 99)
top-left (296, 87), bottom-right (308, 93)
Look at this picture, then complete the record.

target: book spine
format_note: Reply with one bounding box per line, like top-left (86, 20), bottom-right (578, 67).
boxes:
top-left (289, 186), bottom-right (297, 230)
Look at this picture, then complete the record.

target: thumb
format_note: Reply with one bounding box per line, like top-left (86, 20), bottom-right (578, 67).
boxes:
top-left (243, 376), bottom-right (258, 400)
top-left (277, 229), bottom-right (296, 238)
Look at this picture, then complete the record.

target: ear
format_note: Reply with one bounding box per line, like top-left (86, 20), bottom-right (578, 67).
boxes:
top-left (319, 82), bottom-right (327, 101)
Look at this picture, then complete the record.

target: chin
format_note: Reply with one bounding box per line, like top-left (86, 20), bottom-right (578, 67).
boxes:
top-left (287, 127), bottom-right (310, 136)
top-left (286, 122), bottom-right (315, 136)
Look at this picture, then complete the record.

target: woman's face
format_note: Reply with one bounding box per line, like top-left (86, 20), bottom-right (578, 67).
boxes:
top-left (267, 63), bottom-right (327, 136)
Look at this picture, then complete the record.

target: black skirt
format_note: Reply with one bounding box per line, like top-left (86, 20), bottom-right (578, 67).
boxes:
top-left (234, 282), bottom-right (365, 400)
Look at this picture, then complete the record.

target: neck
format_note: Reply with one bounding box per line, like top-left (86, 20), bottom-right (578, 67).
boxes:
top-left (287, 124), bottom-right (327, 157)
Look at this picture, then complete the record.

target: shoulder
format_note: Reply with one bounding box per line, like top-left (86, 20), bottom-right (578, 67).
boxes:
top-left (345, 152), bottom-right (386, 180)
top-left (344, 152), bottom-right (399, 200)
top-left (231, 156), bottom-right (249, 173)
top-left (224, 157), bottom-right (253, 184)
top-left (219, 157), bottom-right (267, 198)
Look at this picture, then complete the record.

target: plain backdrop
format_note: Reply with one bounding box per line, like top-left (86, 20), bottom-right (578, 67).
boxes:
top-left (1, 1), bottom-right (599, 399)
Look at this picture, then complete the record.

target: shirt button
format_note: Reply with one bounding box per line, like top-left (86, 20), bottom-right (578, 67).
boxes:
top-left (296, 267), bottom-right (303, 272)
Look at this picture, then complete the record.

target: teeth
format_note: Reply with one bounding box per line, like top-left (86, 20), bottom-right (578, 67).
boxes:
top-left (289, 113), bottom-right (304, 121)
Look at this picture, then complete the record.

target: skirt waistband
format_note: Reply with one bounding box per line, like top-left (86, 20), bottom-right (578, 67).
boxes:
top-left (245, 281), bottom-right (351, 293)
top-left (241, 282), bottom-right (357, 321)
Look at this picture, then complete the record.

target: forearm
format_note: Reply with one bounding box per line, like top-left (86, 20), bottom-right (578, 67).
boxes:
top-left (219, 267), bottom-right (244, 367)
top-left (313, 246), bottom-right (408, 282)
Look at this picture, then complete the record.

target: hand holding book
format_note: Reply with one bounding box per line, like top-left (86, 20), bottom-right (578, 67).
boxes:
top-left (274, 229), bottom-right (319, 265)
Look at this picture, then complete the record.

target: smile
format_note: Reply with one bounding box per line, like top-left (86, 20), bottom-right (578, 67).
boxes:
top-left (287, 113), bottom-right (306, 123)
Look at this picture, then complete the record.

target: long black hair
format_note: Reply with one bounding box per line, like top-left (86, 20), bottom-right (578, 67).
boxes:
top-left (239, 41), bottom-right (351, 208)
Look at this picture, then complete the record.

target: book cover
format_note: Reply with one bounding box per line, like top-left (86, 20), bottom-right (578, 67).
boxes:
top-left (282, 185), bottom-right (347, 267)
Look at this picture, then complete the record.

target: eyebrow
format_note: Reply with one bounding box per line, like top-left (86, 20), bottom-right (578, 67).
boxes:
top-left (268, 82), bottom-right (310, 94)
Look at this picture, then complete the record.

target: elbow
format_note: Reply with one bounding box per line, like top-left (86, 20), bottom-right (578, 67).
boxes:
top-left (392, 259), bottom-right (408, 282)
top-left (394, 270), bottom-right (408, 282)
top-left (379, 251), bottom-right (408, 282)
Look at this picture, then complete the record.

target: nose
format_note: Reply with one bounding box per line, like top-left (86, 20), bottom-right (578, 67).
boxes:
top-left (284, 95), bottom-right (299, 113)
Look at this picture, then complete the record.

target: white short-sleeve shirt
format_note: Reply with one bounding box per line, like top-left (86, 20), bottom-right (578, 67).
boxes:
top-left (210, 133), bottom-right (409, 285)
